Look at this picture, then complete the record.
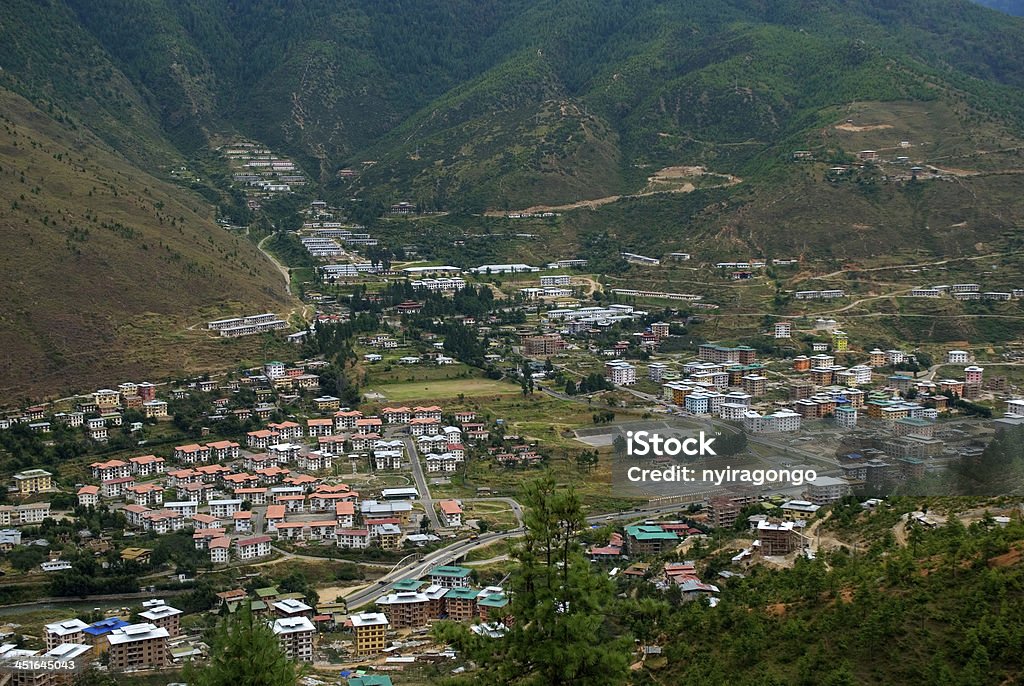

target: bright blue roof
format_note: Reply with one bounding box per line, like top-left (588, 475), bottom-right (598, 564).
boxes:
top-left (84, 618), bottom-right (129, 636)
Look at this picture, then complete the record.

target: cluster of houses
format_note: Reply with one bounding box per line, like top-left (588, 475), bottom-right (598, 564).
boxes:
top-left (908, 283), bottom-right (1024, 301)
top-left (226, 142), bottom-right (305, 198)
top-left (0, 384), bottom-right (168, 442)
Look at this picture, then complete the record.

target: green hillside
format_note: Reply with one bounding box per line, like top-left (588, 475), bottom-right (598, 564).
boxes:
top-left (0, 89), bottom-right (292, 401)
top-left (3, 0), bottom-right (1024, 396)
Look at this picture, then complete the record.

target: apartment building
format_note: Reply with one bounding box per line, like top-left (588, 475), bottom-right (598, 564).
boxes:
top-left (835, 406), bottom-right (858, 428)
top-left (235, 535), bottom-right (272, 560)
top-left (12, 469), bottom-right (53, 495)
top-left (522, 333), bottom-right (567, 356)
top-left (376, 591), bottom-right (431, 629)
top-left (805, 476), bottom-right (852, 505)
top-left (624, 525), bottom-right (679, 555)
top-left (138, 604), bottom-right (182, 638)
top-left (350, 613), bottom-right (389, 655)
top-left (44, 619), bottom-right (89, 650)
top-left (740, 374), bottom-right (767, 397)
top-left (430, 565), bottom-right (472, 589)
top-left (106, 623), bottom-right (169, 671)
top-left (273, 617), bottom-right (315, 662)
top-left (605, 360), bottom-right (636, 386)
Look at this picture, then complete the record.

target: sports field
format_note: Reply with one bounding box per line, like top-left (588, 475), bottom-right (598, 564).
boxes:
top-left (365, 377), bottom-right (521, 402)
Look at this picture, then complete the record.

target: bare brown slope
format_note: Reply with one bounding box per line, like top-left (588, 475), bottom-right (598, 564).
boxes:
top-left (0, 90), bottom-right (294, 401)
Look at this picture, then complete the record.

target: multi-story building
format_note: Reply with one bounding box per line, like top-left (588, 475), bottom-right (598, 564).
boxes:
top-left (102, 476), bottom-right (135, 499)
top-left (522, 333), bottom-right (566, 356)
top-left (835, 406), bottom-right (858, 428)
top-left (12, 469), bottom-right (53, 495)
top-left (742, 409), bottom-right (801, 433)
top-left (45, 619), bottom-right (89, 650)
top-left (780, 500), bottom-right (821, 520)
top-left (138, 604), bottom-right (182, 638)
top-left (947, 350), bottom-right (970, 364)
top-left (698, 344), bottom-right (757, 365)
top-left (444, 587), bottom-right (479, 621)
top-left (964, 365), bottom-right (984, 385)
top-left (430, 565), bottom-right (472, 589)
top-left (893, 417), bottom-right (935, 439)
top-left (605, 360), bottom-right (636, 386)
top-left (207, 441), bottom-right (240, 461)
top-left (757, 520), bottom-right (802, 556)
top-left (868, 349), bottom-right (886, 367)
top-left (376, 591), bottom-right (431, 629)
top-left (143, 400), bottom-right (168, 418)
top-left (209, 536), bottom-right (231, 564)
top-left (740, 374), bottom-right (767, 396)
top-left (235, 535), bottom-right (272, 560)
top-left (438, 499), bottom-right (462, 527)
top-left (624, 525), bottom-right (678, 554)
top-left (648, 362), bottom-right (669, 382)
top-left (273, 617), bottom-right (315, 662)
top-left (91, 460), bottom-right (131, 481)
top-left (773, 322), bottom-right (792, 339)
top-left (806, 476), bottom-right (851, 505)
top-left (831, 330), bottom-right (849, 352)
top-left (1006, 398), bottom-right (1024, 416)
top-left (106, 623), bottom-right (169, 671)
top-left (350, 612), bottom-right (389, 655)
top-left (77, 485), bottom-right (100, 507)
top-left (93, 389), bottom-right (121, 411)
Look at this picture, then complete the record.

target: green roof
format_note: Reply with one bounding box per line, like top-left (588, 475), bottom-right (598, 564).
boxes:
top-left (477, 594), bottom-right (509, 608)
top-left (392, 579), bottom-right (427, 592)
top-left (250, 600), bottom-right (267, 611)
top-left (625, 525), bottom-right (678, 541)
top-left (896, 417), bottom-right (933, 426)
top-left (444, 587), bottom-right (480, 600)
top-left (349, 677), bottom-right (394, 686)
top-left (255, 587), bottom-right (279, 598)
top-left (431, 565), bottom-right (472, 578)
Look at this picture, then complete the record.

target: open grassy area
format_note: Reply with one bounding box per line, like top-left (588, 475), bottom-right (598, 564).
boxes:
top-left (365, 377), bottom-right (520, 403)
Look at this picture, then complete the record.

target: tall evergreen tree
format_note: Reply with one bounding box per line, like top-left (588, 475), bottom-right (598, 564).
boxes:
top-left (184, 602), bottom-right (298, 686)
top-left (436, 476), bottom-right (630, 685)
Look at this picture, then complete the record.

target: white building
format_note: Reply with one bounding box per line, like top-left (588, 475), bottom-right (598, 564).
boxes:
top-left (235, 535), bottom-right (272, 560)
top-left (947, 350), bottom-right (970, 364)
top-left (835, 406), bottom-right (858, 429)
top-left (605, 360), bottom-right (636, 386)
top-left (742, 409), bottom-right (801, 433)
top-left (272, 616), bottom-right (315, 662)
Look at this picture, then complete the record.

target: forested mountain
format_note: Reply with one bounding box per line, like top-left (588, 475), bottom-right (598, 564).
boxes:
top-left (5, 0), bottom-right (1024, 198)
top-left (3, 0), bottom-right (1024, 396)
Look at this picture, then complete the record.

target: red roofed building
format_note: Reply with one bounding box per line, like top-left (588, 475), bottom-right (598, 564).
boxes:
top-left (437, 499), bottom-right (463, 528)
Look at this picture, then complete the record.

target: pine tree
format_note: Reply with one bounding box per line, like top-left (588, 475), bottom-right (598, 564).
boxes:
top-left (184, 602), bottom-right (298, 686)
top-left (436, 476), bottom-right (630, 685)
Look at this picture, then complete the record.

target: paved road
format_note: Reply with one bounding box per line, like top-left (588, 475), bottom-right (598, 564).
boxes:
top-left (342, 501), bottom-right (690, 609)
top-left (399, 432), bottom-right (442, 530)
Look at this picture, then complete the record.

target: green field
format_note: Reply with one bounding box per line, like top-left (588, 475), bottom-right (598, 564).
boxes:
top-left (365, 377), bottom-right (520, 402)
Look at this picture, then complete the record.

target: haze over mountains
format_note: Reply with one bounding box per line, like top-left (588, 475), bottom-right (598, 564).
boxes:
top-left (3, 0), bottom-right (1024, 397)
